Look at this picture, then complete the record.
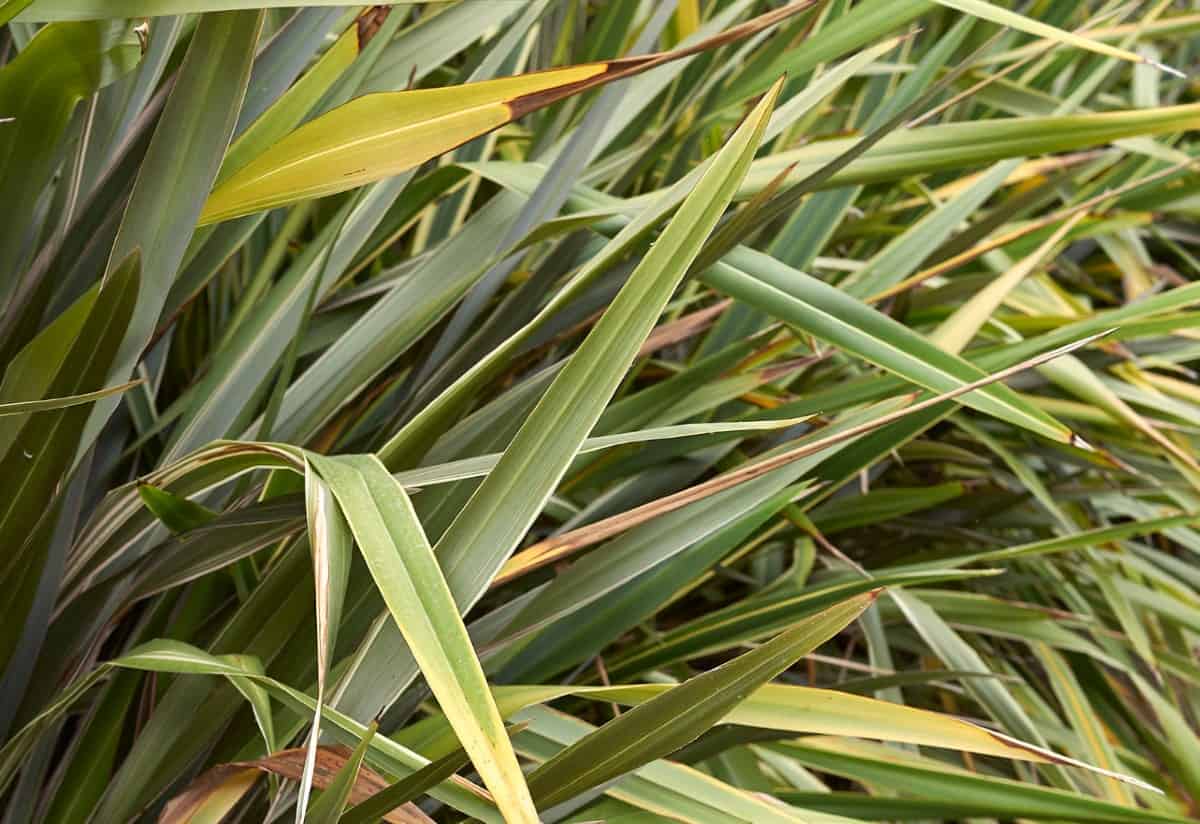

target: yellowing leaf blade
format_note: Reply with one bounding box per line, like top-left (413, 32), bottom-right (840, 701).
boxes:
top-left (199, 3), bottom-right (814, 224)
top-left (309, 454), bottom-right (538, 824)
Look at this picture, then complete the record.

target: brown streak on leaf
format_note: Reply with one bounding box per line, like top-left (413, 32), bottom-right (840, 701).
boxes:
top-left (507, 1), bottom-right (817, 119)
top-left (872, 158), bottom-right (1196, 303)
top-left (160, 746), bottom-right (441, 823)
top-left (639, 300), bottom-right (732, 354)
top-left (495, 332), bottom-right (1106, 585)
top-left (356, 6), bottom-right (391, 50)
top-left (157, 765), bottom-right (257, 823)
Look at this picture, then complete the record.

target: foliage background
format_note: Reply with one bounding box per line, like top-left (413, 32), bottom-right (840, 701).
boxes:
top-left (1, 0), bottom-right (1200, 821)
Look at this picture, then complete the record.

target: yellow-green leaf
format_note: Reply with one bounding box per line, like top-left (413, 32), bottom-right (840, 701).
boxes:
top-left (933, 0), bottom-right (1183, 76)
top-left (308, 454), bottom-right (538, 824)
top-left (198, 3), bottom-right (812, 224)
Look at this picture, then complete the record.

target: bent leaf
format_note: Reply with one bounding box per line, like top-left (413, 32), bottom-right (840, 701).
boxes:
top-left (136, 483), bottom-right (217, 534)
top-left (102, 640), bottom-right (499, 820)
top-left (309, 454), bottom-right (538, 824)
top-left (0, 381), bottom-right (141, 417)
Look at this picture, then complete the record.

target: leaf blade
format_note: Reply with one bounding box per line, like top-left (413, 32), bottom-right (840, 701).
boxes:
top-left (309, 454), bottom-right (538, 824)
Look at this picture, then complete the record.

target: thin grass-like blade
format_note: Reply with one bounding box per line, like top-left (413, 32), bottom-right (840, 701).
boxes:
top-left (18, 0), bottom-right (426, 19)
top-left (305, 722), bottom-right (376, 824)
top-left (933, 0), bottom-right (1183, 75)
top-left (297, 464), bottom-right (354, 821)
top-left (781, 737), bottom-right (1180, 822)
top-left (0, 250), bottom-right (140, 671)
top-left (0, 381), bottom-right (141, 417)
top-left (495, 682), bottom-right (1155, 790)
top-left (136, 483), bottom-right (217, 534)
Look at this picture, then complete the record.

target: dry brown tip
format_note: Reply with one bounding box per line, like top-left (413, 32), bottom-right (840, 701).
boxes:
top-left (356, 6), bottom-right (391, 50)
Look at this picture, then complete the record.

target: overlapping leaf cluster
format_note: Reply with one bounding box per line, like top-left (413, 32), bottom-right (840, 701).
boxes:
top-left (1, 1), bottom-right (1199, 822)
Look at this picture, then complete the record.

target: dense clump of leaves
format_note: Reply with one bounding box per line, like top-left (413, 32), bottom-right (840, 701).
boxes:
top-left (1, 2), bottom-right (1199, 822)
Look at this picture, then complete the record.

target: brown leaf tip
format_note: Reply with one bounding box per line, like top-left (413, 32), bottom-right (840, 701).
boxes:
top-left (356, 6), bottom-right (391, 50)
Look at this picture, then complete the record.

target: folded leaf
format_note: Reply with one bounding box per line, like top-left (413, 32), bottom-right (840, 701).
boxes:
top-left (309, 454), bottom-right (538, 824)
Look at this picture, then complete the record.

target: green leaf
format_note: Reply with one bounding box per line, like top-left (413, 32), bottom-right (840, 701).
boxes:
top-left (308, 453), bottom-right (538, 824)
top-left (222, 654), bottom-right (277, 759)
top-left (338, 742), bottom-right (472, 824)
top-left (136, 483), bottom-right (217, 534)
top-left (82, 9), bottom-right (264, 452)
top-left (524, 590), bottom-right (878, 808)
top-left (738, 103), bottom-right (1200, 196)
top-left (394, 417), bottom-right (809, 488)
top-left (305, 721), bottom-right (376, 824)
top-left (6, 7), bottom-right (1200, 824)
top-left (428, 76), bottom-right (782, 635)
top-left (899, 513), bottom-right (1200, 571)
top-left (779, 737), bottom-right (1181, 823)
top-left (1034, 642), bottom-right (1136, 806)
top-left (92, 640), bottom-right (502, 821)
top-left (374, 34), bottom-right (900, 470)
top-left (0, 381), bottom-right (142, 417)
top-left (702, 247), bottom-right (1080, 445)
top-left (775, 789), bottom-right (1172, 823)
top-left (932, 0), bottom-right (1181, 75)
top-left (607, 569), bottom-right (993, 680)
top-left (516, 704), bottom-right (858, 823)
top-left (0, 0), bottom-right (34, 24)
top-left (216, 16), bottom-right (361, 186)
top-left (931, 213), bottom-right (1085, 352)
top-left (18, 0), bottom-right (427, 19)
top-left (0, 249), bottom-right (140, 671)
top-left (0, 20), bottom-right (139, 293)
top-left (504, 681), bottom-right (1150, 789)
top-left (889, 589), bottom-right (1076, 787)
top-left (471, 165), bottom-right (1084, 449)
top-left (199, 6), bottom-right (807, 224)
top-left (298, 462), bottom-right (355, 818)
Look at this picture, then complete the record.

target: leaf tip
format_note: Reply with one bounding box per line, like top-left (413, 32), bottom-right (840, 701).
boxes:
top-left (356, 6), bottom-right (391, 49)
top-left (1068, 432), bottom-right (1095, 452)
top-left (1144, 56), bottom-right (1186, 80)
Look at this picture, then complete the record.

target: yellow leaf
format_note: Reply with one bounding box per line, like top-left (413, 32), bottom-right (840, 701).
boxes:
top-left (199, 2), bottom-right (815, 224)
